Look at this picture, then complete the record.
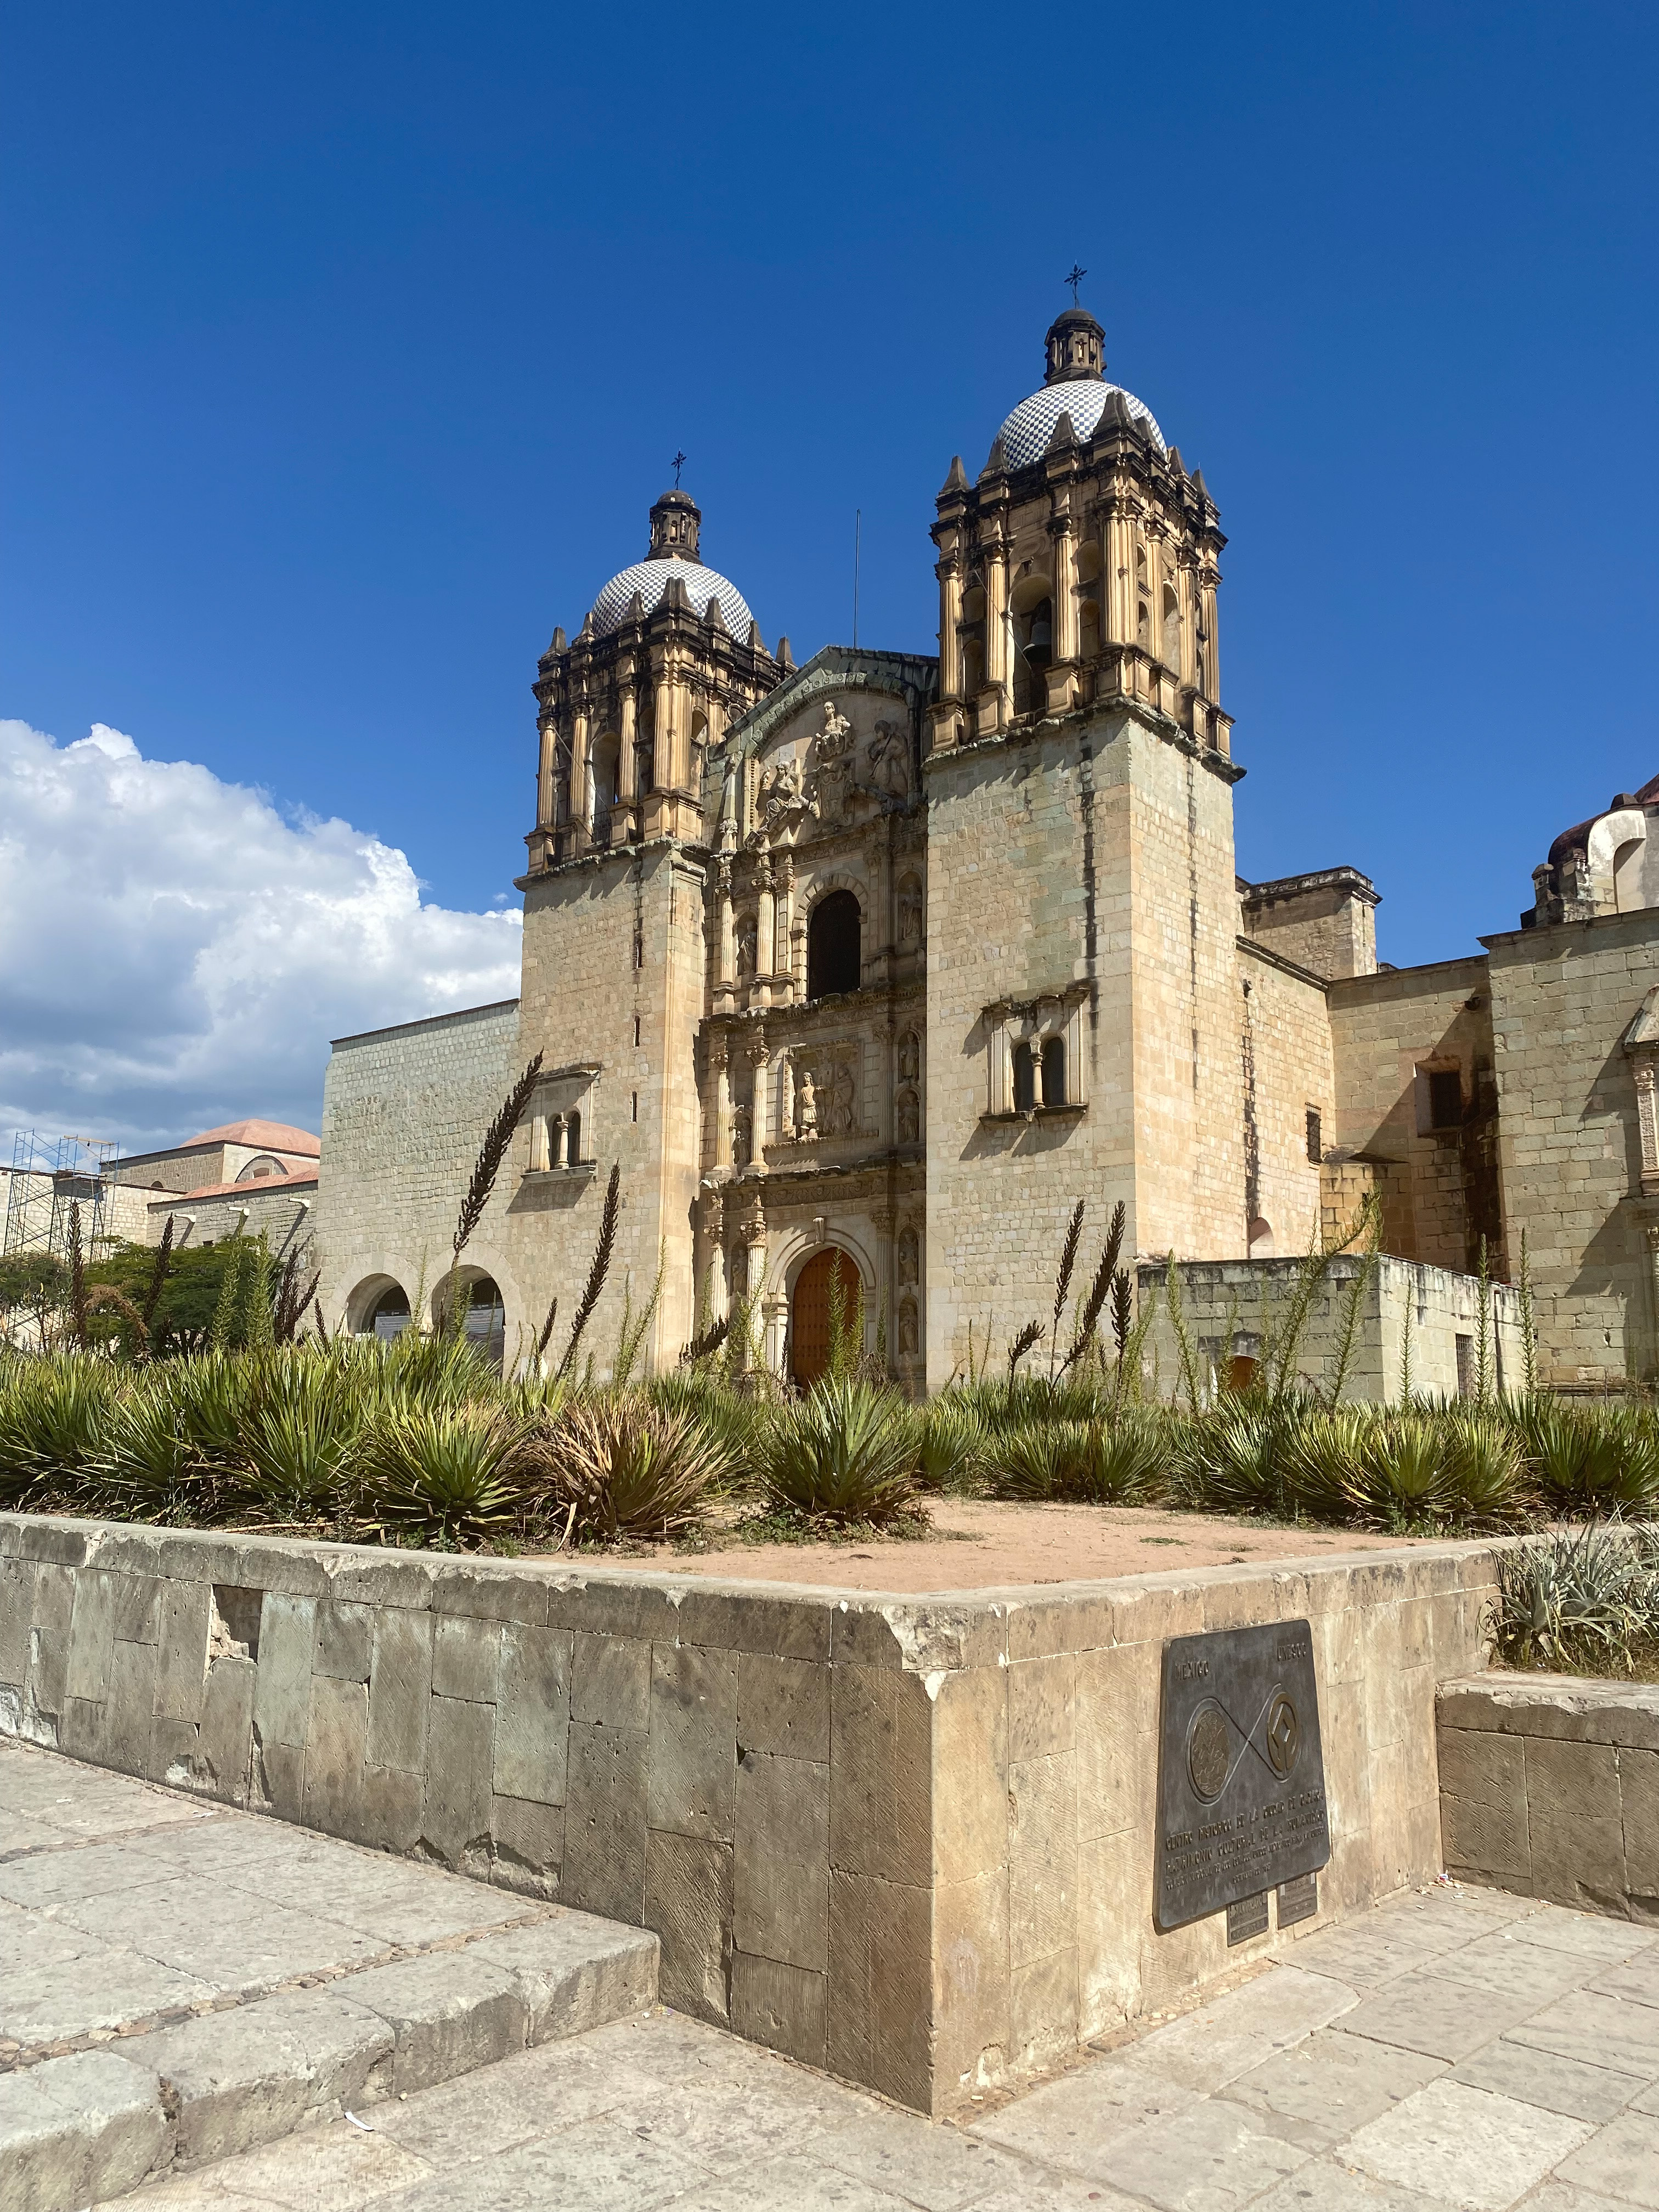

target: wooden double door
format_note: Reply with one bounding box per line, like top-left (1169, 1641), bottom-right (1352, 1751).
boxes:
top-left (789, 1247), bottom-right (862, 1387)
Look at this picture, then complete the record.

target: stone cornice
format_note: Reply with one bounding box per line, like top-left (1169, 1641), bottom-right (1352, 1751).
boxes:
top-left (924, 694), bottom-right (1246, 786)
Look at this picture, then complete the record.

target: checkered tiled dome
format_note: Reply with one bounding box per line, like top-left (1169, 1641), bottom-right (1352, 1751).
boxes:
top-left (591, 557), bottom-right (754, 640)
top-left (996, 380), bottom-right (1165, 466)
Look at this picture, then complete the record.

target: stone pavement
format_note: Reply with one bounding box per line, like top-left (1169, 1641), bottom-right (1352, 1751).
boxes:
top-left (103, 1878), bottom-right (1659, 2211)
top-left (0, 1740), bottom-right (656, 2208)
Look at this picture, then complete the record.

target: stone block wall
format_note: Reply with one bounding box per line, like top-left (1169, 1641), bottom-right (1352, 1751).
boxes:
top-left (1327, 955), bottom-right (1502, 1277)
top-left (1238, 940), bottom-right (1333, 1259)
top-left (1138, 1254), bottom-right (1525, 1404)
top-left (2, 1515), bottom-right (1496, 2115)
top-left (1438, 1674), bottom-right (1659, 1922)
top-left (1485, 912), bottom-right (1659, 1388)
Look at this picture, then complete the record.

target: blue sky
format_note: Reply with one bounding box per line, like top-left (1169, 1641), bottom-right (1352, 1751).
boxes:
top-left (3, 3), bottom-right (1656, 1146)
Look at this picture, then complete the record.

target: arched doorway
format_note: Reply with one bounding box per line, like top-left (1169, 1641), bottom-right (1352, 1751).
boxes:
top-left (790, 1247), bottom-right (863, 1389)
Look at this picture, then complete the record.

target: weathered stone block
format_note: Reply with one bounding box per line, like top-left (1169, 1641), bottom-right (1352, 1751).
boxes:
top-left (562, 1720), bottom-right (648, 1923)
top-left (302, 1671), bottom-right (369, 1836)
top-left (571, 1630), bottom-right (649, 1729)
top-left (313, 1600), bottom-right (373, 1684)
top-left (732, 1949), bottom-right (826, 2068)
top-left (1008, 1751), bottom-right (1078, 1968)
top-left (489, 1793), bottom-right (562, 1896)
top-left (646, 1829), bottom-right (732, 2022)
top-left (734, 1750), bottom-right (828, 1973)
top-left (647, 1641), bottom-right (736, 1843)
top-left (153, 1578), bottom-right (211, 1723)
top-left (1077, 1826), bottom-right (1147, 2035)
top-left (1437, 1724), bottom-right (1525, 1809)
top-left (252, 1734), bottom-right (305, 1825)
top-left (105, 1637), bottom-right (159, 1776)
top-left (198, 1654), bottom-right (258, 1805)
top-left (367, 1606), bottom-right (433, 1774)
top-left (432, 1613), bottom-right (501, 1704)
top-left (110, 1572), bottom-right (160, 1647)
top-left (930, 1662), bottom-right (1006, 1886)
top-left (737, 1651), bottom-right (829, 1762)
top-left (1011, 1944), bottom-right (1078, 2072)
top-left (1622, 1746), bottom-right (1659, 1899)
top-left (422, 1694), bottom-right (496, 1867)
top-left (431, 1561), bottom-right (547, 1626)
top-left (1008, 1652), bottom-right (1075, 1762)
top-left (829, 1663), bottom-right (931, 1886)
top-left (827, 1870), bottom-right (932, 2112)
top-left (65, 1567), bottom-right (119, 1703)
top-left (1442, 1787), bottom-right (1531, 1883)
top-left (1525, 1735), bottom-right (1621, 1830)
top-left (253, 1593), bottom-right (317, 1752)
top-left (494, 1623), bottom-right (570, 1805)
top-left (1075, 1642), bottom-right (1153, 1843)
top-left (0, 1558), bottom-right (33, 1684)
top-left (345, 1953), bottom-right (528, 2095)
top-left (1530, 1806), bottom-right (1627, 1914)
top-left (933, 1869), bottom-right (1009, 2094)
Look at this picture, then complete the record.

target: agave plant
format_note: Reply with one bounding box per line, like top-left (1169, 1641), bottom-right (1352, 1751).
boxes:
top-left (1073, 1413), bottom-right (1169, 1505)
top-left (0, 1356), bottom-right (122, 1500)
top-left (761, 1380), bottom-right (920, 1527)
top-left (1356, 1412), bottom-right (1454, 1527)
top-left (1178, 1405), bottom-right (1283, 1516)
top-left (990, 1417), bottom-right (1096, 1502)
top-left (361, 1402), bottom-right (523, 1547)
top-left (1440, 1408), bottom-right (1522, 1523)
top-left (528, 1393), bottom-right (723, 1542)
top-left (93, 1379), bottom-right (214, 1525)
top-left (1280, 1407), bottom-right (1373, 1523)
top-left (237, 1356), bottom-right (361, 1523)
top-left (1489, 1523), bottom-right (1659, 1670)
top-left (915, 1396), bottom-right (989, 1493)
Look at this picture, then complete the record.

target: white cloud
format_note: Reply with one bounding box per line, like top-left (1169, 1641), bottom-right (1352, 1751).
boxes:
top-left (0, 719), bottom-right (522, 1153)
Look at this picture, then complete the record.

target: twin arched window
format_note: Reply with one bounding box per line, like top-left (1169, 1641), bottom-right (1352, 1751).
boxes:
top-left (1013, 1037), bottom-right (1068, 1112)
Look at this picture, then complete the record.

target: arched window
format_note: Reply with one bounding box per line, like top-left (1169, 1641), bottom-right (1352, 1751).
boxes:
top-left (565, 1109), bottom-right (582, 1165)
top-left (807, 890), bottom-right (861, 1000)
top-left (1012, 1042), bottom-right (1036, 1113)
top-left (360, 1284), bottom-right (411, 1341)
top-left (457, 1276), bottom-right (505, 1370)
top-left (1013, 596), bottom-right (1053, 715)
top-left (1041, 1036), bottom-right (1066, 1108)
top-left (1162, 583), bottom-right (1182, 675)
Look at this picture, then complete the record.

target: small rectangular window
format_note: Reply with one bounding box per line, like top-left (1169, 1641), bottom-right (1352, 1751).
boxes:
top-left (1428, 1069), bottom-right (1463, 1130)
top-left (1012, 1042), bottom-right (1036, 1113)
top-left (631, 1091), bottom-right (639, 1122)
top-left (1305, 1107), bottom-right (1322, 1165)
top-left (633, 1015), bottom-right (641, 1047)
top-left (633, 934), bottom-right (644, 970)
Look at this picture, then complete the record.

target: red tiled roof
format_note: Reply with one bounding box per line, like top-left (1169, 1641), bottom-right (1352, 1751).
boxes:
top-left (179, 1119), bottom-right (320, 1156)
top-left (148, 1170), bottom-right (318, 1206)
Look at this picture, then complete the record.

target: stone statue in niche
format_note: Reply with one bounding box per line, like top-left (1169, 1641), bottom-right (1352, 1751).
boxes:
top-left (757, 749), bottom-right (808, 830)
top-left (898, 1299), bottom-right (919, 1357)
top-left (736, 915), bottom-right (758, 977)
top-left (732, 1108), bottom-right (752, 1169)
top-left (828, 1057), bottom-right (857, 1137)
top-left (897, 876), bottom-right (923, 945)
top-left (897, 1224), bottom-right (919, 1285)
top-left (866, 720), bottom-right (911, 800)
top-left (795, 1065), bottom-right (818, 1142)
top-left (896, 1086), bottom-right (920, 1145)
top-left (897, 1029), bottom-right (920, 1082)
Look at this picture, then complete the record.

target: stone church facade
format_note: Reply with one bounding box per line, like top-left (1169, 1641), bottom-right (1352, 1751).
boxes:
top-left (319, 307), bottom-right (1659, 1396)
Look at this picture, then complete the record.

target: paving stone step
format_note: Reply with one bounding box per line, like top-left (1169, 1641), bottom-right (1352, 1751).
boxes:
top-left (2, 1911), bottom-right (658, 2211)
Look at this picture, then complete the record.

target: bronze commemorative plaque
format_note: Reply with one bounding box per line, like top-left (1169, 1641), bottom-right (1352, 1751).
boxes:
top-left (1154, 1618), bottom-right (1330, 1933)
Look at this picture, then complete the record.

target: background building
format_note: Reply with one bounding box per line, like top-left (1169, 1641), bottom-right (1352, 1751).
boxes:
top-left (318, 305), bottom-right (1659, 1397)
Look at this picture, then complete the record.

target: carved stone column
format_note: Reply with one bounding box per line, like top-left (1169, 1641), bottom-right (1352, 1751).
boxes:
top-left (1047, 497), bottom-right (1078, 714)
top-left (702, 1187), bottom-right (727, 1319)
top-left (1646, 1224), bottom-right (1659, 1383)
top-left (571, 708), bottom-right (591, 845)
top-left (981, 532), bottom-right (1010, 733)
top-left (872, 1201), bottom-right (896, 1375)
top-left (936, 552), bottom-right (962, 702)
top-left (1635, 1060), bottom-right (1658, 1194)
top-left (774, 852), bottom-right (794, 1005)
top-left (877, 1014), bottom-right (896, 1148)
top-left (537, 721), bottom-right (556, 828)
top-left (551, 1113), bottom-right (568, 1170)
top-left (710, 1036), bottom-right (732, 1170)
top-left (715, 859), bottom-right (736, 1012)
top-left (746, 1032), bottom-right (770, 1169)
top-left (755, 857), bottom-right (775, 1007)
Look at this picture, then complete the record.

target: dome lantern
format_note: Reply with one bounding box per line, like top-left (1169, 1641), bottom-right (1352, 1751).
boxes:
top-left (648, 488), bottom-right (702, 563)
top-left (1043, 304), bottom-right (1106, 387)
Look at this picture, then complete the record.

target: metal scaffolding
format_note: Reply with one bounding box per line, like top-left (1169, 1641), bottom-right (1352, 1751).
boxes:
top-left (3, 1131), bottom-right (121, 1259)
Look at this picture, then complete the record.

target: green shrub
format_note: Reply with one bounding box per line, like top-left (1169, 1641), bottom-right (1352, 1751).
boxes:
top-left (529, 1394), bottom-right (722, 1542)
top-left (762, 1380), bottom-right (919, 1526)
top-left (915, 1397), bottom-right (989, 1493)
top-left (93, 1380), bottom-right (211, 1525)
top-left (0, 1357), bottom-right (123, 1503)
top-left (1515, 1401), bottom-right (1659, 1516)
top-left (361, 1403), bottom-right (522, 1547)
top-left (237, 1356), bottom-right (360, 1523)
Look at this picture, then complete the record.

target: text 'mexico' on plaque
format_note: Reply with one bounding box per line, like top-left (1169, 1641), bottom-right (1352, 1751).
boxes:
top-left (1154, 1618), bottom-right (1330, 1933)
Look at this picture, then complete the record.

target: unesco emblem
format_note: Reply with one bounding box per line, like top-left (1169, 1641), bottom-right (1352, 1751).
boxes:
top-left (1186, 1701), bottom-right (1231, 1802)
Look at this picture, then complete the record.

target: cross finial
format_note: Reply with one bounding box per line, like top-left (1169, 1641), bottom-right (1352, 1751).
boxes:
top-left (1064, 264), bottom-right (1086, 306)
top-left (672, 449), bottom-right (687, 488)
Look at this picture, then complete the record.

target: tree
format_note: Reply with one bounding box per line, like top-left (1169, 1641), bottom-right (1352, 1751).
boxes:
top-left (0, 1249), bottom-right (71, 1345)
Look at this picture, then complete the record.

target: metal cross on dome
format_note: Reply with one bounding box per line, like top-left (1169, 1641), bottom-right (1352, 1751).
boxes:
top-left (672, 450), bottom-right (687, 487)
top-left (1064, 264), bottom-right (1086, 305)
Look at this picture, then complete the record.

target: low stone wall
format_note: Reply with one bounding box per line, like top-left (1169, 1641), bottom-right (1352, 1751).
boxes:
top-left (1438, 1673), bottom-right (1659, 1922)
top-left (1, 1514), bottom-right (1496, 2115)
